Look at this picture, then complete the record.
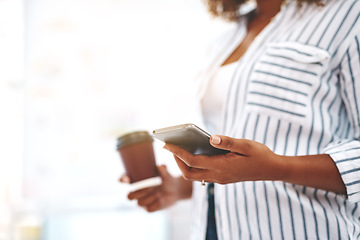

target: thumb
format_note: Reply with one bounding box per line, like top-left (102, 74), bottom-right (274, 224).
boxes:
top-left (119, 174), bottom-right (131, 183)
top-left (210, 135), bottom-right (249, 155)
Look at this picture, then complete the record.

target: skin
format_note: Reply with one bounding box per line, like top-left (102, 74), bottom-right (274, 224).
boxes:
top-left (121, 0), bottom-right (346, 212)
top-left (120, 165), bottom-right (192, 212)
top-left (222, 0), bottom-right (284, 65)
top-left (164, 136), bottom-right (346, 194)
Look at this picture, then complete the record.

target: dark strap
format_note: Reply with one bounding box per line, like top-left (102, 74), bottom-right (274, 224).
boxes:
top-left (206, 183), bottom-right (218, 240)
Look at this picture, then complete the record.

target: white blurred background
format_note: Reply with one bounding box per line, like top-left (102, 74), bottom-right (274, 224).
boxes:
top-left (0, 0), bottom-right (230, 239)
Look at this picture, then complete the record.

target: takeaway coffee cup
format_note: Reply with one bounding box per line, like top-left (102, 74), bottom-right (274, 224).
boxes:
top-left (117, 131), bottom-right (161, 191)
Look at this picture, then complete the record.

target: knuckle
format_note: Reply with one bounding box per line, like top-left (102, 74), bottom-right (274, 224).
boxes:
top-left (182, 175), bottom-right (190, 181)
top-left (217, 179), bottom-right (229, 185)
top-left (242, 140), bottom-right (253, 152)
top-left (216, 177), bottom-right (226, 185)
top-left (225, 152), bottom-right (238, 161)
top-left (213, 173), bottom-right (228, 185)
top-left (187, 158), bottom-right (195, 167)
top-left (183, 172), bottom-right (192, 180)
top-left (186, 153), bottom-right (198, 167)
top-left (183, 169), bottom-right (196, 181)
top-left (137, 200), bottom-right (144, 207)
top-left (225, 139), bottom-right (233, 149)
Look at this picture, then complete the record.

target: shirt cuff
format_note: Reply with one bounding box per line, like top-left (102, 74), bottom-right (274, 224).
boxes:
top-left (324, 140), bottom-right (360, 203)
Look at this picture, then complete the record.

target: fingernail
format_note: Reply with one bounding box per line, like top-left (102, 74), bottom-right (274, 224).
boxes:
top-left (211, 135), bottom-right (221, 145)
top-left (123, 176), bottom-right (131, 183)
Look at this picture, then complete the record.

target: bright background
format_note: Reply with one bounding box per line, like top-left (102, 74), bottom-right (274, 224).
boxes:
top-left (0, 0), bottom-right (230, 239)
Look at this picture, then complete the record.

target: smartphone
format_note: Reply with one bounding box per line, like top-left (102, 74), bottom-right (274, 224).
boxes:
top-left (152, 123), bottom-right (229, 156)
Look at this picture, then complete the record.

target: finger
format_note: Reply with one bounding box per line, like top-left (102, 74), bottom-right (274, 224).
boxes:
top-left (173, 154), bottom-right (191, 175)
top-left (163, 143), bottom-right (213, 169)
top-left (119, 174), bottom-right (131, 183)
top-left (210, 135), bottom-right (251, 155)
top-left (128, 187), bottom-right (154, 200)
top-left (157, 165), bottom-right (171, 179)
top-left (173, 155), bottom-right (209, 181)
top-left (138, 192), bottom-right (158, 207)
top-left (146, 200), bottom-right (161, 212)
top-left (175, 156), bottom-right (216, 183)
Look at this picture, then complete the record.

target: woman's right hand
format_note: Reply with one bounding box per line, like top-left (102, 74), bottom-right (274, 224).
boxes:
top-left (119, 165), bottom-right (193, 212)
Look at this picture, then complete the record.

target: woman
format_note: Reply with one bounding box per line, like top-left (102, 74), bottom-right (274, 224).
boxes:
top-left (123, 0), bottom-right (360, 239)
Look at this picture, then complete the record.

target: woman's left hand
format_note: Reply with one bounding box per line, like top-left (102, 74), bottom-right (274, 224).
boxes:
top-left (163, 135), bottom-right (285, 184)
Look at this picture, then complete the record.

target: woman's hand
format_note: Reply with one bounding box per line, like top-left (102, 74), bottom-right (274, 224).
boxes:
top-left (163, 135), bottom-right (346, 194)
top-left (119, 165), bottom-right (192, 212)
top-left (163, 135), bottom-right (284, 184)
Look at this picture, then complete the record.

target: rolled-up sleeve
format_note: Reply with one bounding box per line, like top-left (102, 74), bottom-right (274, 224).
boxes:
top-left (325, 140), bottom-right (360, 202)
top-left (324, 32), bottom-right (360, 203)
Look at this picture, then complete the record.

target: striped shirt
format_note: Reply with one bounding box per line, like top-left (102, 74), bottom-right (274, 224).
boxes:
top-left (191, 0), bottom-right (360, 239)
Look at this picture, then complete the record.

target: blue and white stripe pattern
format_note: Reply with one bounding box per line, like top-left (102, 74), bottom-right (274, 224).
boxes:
top-left (191, 0), bottom-right (360, 239)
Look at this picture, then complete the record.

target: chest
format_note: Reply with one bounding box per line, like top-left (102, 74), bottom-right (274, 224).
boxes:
top-left (221, 17), bottom-right (273, 66)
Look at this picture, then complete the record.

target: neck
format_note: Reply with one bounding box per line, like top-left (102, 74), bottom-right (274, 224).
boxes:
top-left (255, 0), bottom-right (284, 18)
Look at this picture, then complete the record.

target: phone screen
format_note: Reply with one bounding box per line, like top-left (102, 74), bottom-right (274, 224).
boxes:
top-left (152, 124), bottom-right (228, 156)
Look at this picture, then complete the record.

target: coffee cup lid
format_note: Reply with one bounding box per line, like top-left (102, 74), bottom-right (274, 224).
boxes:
top-left (117, 131), bottom-right (153, 149)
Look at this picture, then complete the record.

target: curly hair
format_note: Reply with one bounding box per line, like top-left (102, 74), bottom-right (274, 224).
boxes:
top-left (203, 0), bottom-right (324, 21)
